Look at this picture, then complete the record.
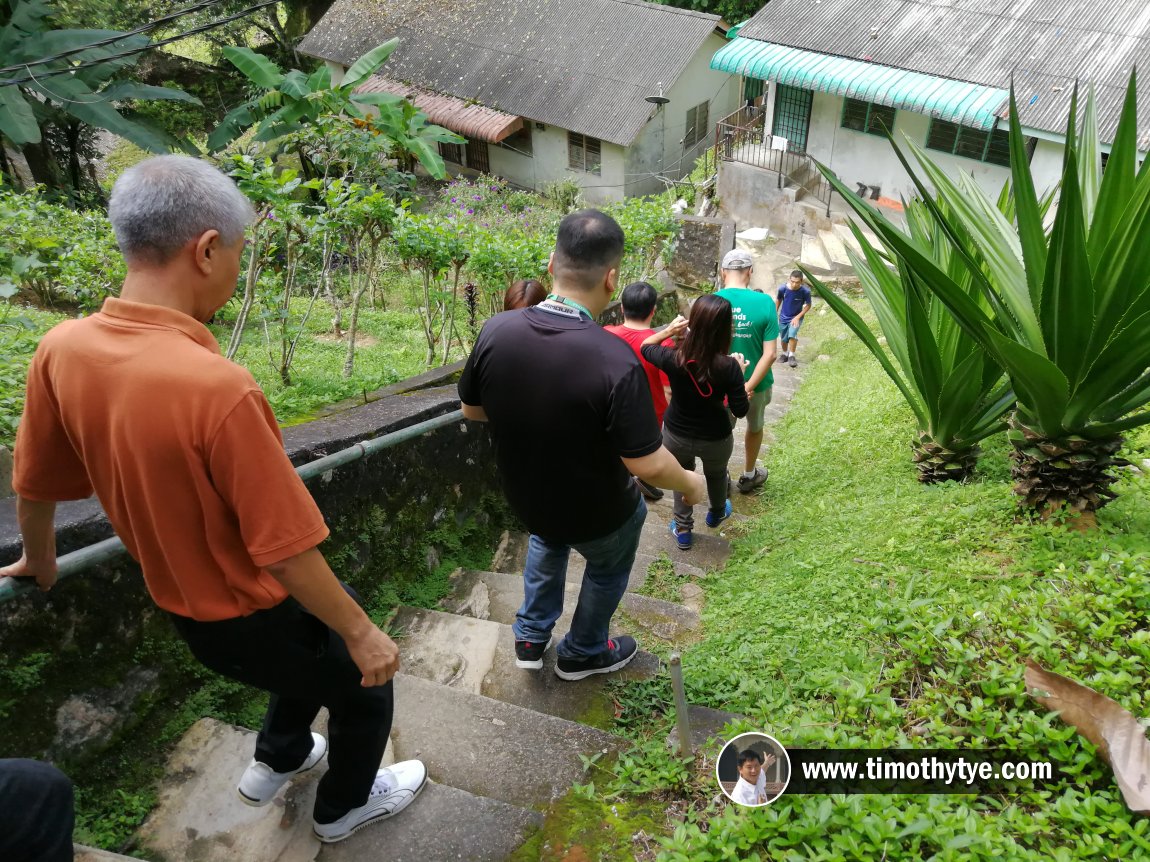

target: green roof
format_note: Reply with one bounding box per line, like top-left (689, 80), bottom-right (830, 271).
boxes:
top-left (711, 38), bottom-right (1008, 131)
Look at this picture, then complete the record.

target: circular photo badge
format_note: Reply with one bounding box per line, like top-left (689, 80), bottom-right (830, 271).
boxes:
top-left (716, 732), bottom-right (791, 806)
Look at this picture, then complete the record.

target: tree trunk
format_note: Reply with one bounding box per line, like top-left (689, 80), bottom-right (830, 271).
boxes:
top-left (226, 247), bottom-right (261, 360)
top-left (343, 286), bottom-right (365, 378)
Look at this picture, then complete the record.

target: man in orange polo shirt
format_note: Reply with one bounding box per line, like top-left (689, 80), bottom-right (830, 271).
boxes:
top-left (1, 156), bottom-right (425, 844)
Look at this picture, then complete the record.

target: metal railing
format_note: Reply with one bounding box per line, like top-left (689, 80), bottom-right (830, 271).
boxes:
top-left (714, 106), bottom-right (835, 217)
top-left (0, 409), bottom-right (465, 605)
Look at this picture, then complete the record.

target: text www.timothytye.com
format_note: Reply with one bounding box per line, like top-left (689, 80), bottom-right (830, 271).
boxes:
top-left (784, 750), bottom-right (1060, 795)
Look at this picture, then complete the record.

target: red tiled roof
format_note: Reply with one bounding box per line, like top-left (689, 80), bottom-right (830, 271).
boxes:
top-left (357, 75), bottom-right (523, 143)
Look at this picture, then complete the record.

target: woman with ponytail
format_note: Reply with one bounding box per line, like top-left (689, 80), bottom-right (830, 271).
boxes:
top-left (641, 295), bottom-right (749, 551)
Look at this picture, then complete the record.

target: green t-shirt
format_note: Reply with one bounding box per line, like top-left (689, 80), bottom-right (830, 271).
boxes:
top-left (715, 287), bottom-right (780, 392)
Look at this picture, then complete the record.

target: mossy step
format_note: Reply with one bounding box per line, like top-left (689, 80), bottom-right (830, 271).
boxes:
top-left (441, 569), bottom-right (702, 643)
top-left (135, 716), bottom-right (540, 862)
top-left (391, 673), bottom-right (625, 807)
top-left (391, 606), bottom-right (659, 724)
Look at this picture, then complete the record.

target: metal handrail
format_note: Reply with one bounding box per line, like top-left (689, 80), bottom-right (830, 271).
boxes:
top-left (0, 408), bottom-right (465, 604)
top-left (716, 107), bottom-right (836, 217)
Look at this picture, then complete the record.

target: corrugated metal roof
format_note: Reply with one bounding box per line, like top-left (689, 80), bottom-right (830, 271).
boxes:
top-left (299, 0), bottom-right (721, 146)
top-left (357, 76), bottom-right (523, 142)
top-left (712, 38), bottom-right (1008, 129)
top-left (737, 0), bottom-right (1150, 148)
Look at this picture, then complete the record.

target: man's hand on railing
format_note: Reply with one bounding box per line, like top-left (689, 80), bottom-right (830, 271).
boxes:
top-left (0, 553), bottom-right (59, 592)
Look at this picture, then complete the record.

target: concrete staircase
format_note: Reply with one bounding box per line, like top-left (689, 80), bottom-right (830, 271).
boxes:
top-left (798, 219), bottom-right (882, 277)
top-left (123, 282), bottom-right (808, 862)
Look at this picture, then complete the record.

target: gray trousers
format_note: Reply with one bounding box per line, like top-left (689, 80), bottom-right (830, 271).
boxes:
top-left (662, 425), bottom-right (733, 531)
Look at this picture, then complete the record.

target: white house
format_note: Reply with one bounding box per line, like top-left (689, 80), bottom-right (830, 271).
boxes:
top-left (299, 0), bottom-right (741, 203)
top-left (711, 0), bottom-right (1150, 211)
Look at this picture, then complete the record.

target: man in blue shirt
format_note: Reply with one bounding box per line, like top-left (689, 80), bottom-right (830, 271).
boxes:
top-left (776, 270), bottom-right (813, 368)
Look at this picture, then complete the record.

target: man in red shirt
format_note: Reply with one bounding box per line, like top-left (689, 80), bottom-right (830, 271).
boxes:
top-left (604, 281), bottom-right (674, 501)
top-left (1, 156), bottom-right (424, 844)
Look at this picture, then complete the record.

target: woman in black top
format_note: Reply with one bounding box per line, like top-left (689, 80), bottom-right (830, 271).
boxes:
top-left (641, 295), bottom-right (749, 550)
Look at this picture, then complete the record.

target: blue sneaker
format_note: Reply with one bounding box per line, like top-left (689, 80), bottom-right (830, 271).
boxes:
top-left (670, 521), bottom-right (692, 550)
top-left (706, 499), bottom-right (733, 529)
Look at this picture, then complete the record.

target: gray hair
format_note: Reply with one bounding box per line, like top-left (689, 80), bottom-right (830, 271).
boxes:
top-left (109, 155), bottom-right (255, 265)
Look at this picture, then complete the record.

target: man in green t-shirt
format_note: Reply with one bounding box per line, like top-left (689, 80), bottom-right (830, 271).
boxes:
top-left (715, 249), bottom-right (779, 493)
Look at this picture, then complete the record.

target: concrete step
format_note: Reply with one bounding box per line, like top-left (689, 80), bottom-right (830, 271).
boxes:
top-left (440, 569), bottom-right (702, 642)
top-left (490, 531), bottom-right (707, 586)
top-left (317, 781), bottom-right (542, 862)
top-left (832, 220), bottom-right (881, 255)
top-left (391, 606), bottom-right (659, 723)
top-left (136, 717), bottom-right (541, 862)
top-left (76, 847), bottom-right (141, 861)
top-left (638, 515), bottom-right (730, 569)
top-left (390, 673), bottom-right (625, 807)
top-left (799, 233), bottom-right (833, 273)
top-left (819, 228), bottom-right (852, 268)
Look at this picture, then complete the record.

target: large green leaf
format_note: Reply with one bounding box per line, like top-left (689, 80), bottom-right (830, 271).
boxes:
top-left (406, 136), bottom-right (448, 179)
top-left (903, 274), bottom-right (945, 421)
top-left (848, 233), bottom-right (913, 379)
top-left (1007, 90), bottom-right (1048, 308)
top-left (904, 138), bottom-right (1043, 352)
top-left (808, 269), bottom-right (928, 429)
top-left (341, 38), bottom-right (400, 90)
top-left (1090, 70), bottom-right (1139, 264)
top-left (0, 85), bottom-right (40, 145)
top-left (100, 82), bottom-right (201, 104)
top-left (1077, 85), bottom-right (1102, 227)
top-left (222, 46), bottom-right (284, 89)
top-left (350, 92), bottom-right (404, 110)
top-left (984, 330), bottom-right (1069, 436)
top-left (1039, 145), bottom-right (1093, 386)
top-left (935, 350), bottom-right (1007, 445)
top-left (206, 102), bottom-right (256, 152)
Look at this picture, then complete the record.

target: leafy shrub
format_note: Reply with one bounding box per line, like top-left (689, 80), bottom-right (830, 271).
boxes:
top-left (0, 187), bottom-right (124, 311)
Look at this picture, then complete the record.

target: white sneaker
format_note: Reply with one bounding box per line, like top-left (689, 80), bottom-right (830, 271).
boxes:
top-left (236, 732), bottom-right (327, 807)
top-left (312, 760), bottom-right (428, 843)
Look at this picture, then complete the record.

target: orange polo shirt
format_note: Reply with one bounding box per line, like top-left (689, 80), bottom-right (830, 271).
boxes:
top-left (13, 298), bottom-right (330, 621)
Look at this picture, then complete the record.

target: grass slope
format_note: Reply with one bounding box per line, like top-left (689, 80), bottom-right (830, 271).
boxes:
top-left (606, 305), bottom-right (1150, 861)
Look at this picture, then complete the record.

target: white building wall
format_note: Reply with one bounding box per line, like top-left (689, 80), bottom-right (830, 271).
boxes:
top-left (444, 123), bottom-right (626, 204)
top-left (769, 89), bottom-right (1066, 203)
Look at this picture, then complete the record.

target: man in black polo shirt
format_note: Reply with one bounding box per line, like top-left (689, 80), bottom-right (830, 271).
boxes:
top-left (458, 210), bottom-right (704, 680)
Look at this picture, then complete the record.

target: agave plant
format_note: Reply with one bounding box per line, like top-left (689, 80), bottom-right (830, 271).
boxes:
top-left (820, 73), bottom-right (1150, 514)
top-left (806, 197), bottom-right (1014, 483)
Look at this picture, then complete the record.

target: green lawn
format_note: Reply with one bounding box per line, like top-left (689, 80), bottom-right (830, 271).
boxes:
top-left (604, 303), bottom-right (1150, 861)
top-left (0, 292), bottom-right (461, 449)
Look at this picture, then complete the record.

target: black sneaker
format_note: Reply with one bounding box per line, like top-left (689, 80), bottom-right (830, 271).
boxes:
top-left (555, 636), bottom-right (638, 681)
top-left (514, 636), bottom-right (551, 670)
top-left (788, 355), bottom-right (798, 368)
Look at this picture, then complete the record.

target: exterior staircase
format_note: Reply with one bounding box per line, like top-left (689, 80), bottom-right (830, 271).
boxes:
top-left (114, 290), bottom-right (808, 862)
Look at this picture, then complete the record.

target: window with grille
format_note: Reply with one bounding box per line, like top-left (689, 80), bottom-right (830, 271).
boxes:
top-left (440, 141), bottom-right (464, 165)
top-left (465, 140), bottom-right (490, 173)
top-left (567, 131), bottom-right (602, 174)
top-left (926, 119), bottom-right (1016, 167)
top-left (498, 125), bottom-right (533, 156)
top-left (684, 101), bottom-right (710, 149)
top-left (840, 98), bottom-right (895, 136)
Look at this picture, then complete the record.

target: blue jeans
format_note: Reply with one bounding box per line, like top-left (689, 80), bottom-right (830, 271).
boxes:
top-left (513, 499), bottom-right (646, 659)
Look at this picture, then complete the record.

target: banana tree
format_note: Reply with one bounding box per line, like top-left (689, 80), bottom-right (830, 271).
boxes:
top-left (819, 73), bottom-right (1150, 514)
top-left (207, 40), bottom-right (461, 180)
top-left (807, 197), bottom-right (1014, 482)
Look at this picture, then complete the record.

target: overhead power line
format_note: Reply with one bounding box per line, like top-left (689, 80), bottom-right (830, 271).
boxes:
top-left (0, 0), bottom-right (280, 88)
top-left (0, 0), bottom-right (234, 75)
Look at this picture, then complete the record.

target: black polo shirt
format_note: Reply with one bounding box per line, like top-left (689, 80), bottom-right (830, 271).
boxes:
top-left (458, 303), bottom-right (662, 544)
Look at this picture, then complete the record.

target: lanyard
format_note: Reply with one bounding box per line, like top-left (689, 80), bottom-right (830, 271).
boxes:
top-left (543, 293), bottom-right (594, 321)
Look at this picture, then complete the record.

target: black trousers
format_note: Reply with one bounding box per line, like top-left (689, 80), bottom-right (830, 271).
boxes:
top-left (0, 759), bottom-right (74, 862)
top-left (169, 596), bottom-right (393, 822)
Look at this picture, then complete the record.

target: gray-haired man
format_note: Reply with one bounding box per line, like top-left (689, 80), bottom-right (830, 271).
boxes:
top-left (2, 156), bottom-right (424, 843)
